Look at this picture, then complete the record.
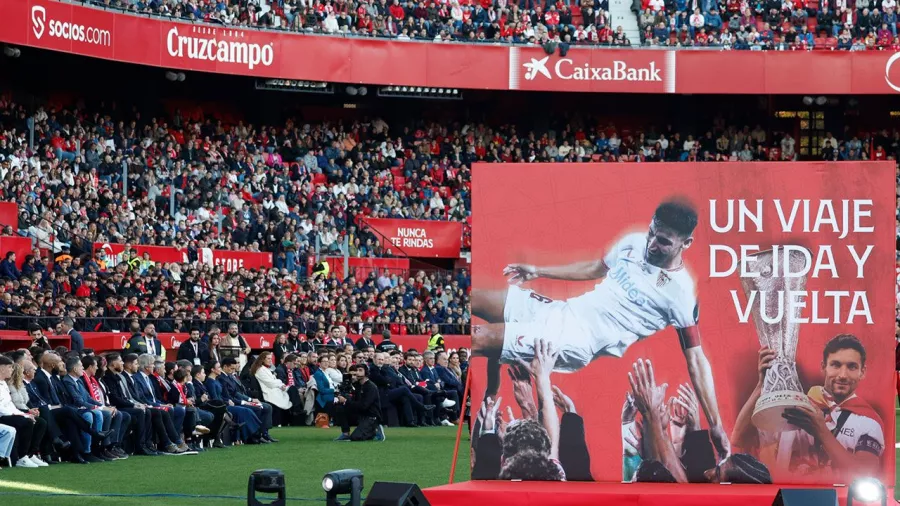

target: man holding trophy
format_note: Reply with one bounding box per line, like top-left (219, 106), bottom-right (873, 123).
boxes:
top-left (732, 249), bottom-right (885, 481)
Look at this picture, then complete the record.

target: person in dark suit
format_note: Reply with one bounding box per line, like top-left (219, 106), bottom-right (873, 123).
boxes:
top-left (80, 356), bottom-right (130, 459)
top-left (369, 353), bottom-right (434, 427)
top-left (219, 358), bottom-right (276, 443)
top-left (334, 325), bottom-right (355, 349)
top-left (60, 356), bottom-right (118, 461)
top-left (177, 328), bottom-right (210, 366)
top-left (285, 327), bottom-right (303, 353)
top-left (204, 361), bottom-right (262, 443)
top-left (59, 317), bottom-right (84, 353)
top-left (355, 326), bottom-right (377, 351)
top-left (21, 360), bottom-right (80, 460)
top-left (121, 354), bottom-right (183, 454)
top-left (272, 334), bottom-right (293, 365)
top-left (275, 354), bottom-right (307, 424)
top-left (102, 353), bottom-right (157, 456)
top-left (124, 325), bottom-right (164, 359)
top-left (435, 351), bottom-right (464, 397)
top-left (398, 352), bottom-right (440, 426)
top-left (132, 354), bottom-right (189, 453)
top-left (30, 353), bottom-right (104, 454)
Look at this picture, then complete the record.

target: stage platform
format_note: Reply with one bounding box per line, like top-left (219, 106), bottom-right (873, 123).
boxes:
top-left (423, 481), bottom-right (882, 506)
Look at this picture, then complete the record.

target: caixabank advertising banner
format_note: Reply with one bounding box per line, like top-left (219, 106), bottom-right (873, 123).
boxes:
top-left (469, 162), bottom-right (895, 486)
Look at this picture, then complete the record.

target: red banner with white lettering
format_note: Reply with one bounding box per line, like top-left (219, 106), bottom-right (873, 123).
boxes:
top-left (2, 0), bottom-right (900, 95)
top-left (471, 161), bottom-right (895, 485)
top-left (92, 243), bottom-right (272, 272)
top-left (363, 218), bottom-right (462, 258)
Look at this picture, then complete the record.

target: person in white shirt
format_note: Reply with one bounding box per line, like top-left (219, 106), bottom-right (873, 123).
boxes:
top-left (251, 352), bottom-right (293, 412)
top-left (472, 200), bottom-right (730, 459)
top-left (0, 356), bottom-right (48, 468)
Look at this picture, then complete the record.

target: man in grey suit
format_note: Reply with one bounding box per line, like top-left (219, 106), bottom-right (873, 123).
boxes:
top-left (59, 317), bottom-right (84, 353)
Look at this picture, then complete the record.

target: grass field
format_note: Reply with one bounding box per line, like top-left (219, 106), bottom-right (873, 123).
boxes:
top-left (1, 417), bottom-right (898, 505)
top-left (0, 426), bottom-right (472, 506)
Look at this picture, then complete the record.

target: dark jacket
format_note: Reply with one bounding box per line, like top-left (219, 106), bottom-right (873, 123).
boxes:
top-left (176, 339), bottom-right (210, 364)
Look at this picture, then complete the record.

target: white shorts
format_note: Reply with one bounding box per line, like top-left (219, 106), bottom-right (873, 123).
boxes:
top-left (500, 285), bottom-right (594, 373)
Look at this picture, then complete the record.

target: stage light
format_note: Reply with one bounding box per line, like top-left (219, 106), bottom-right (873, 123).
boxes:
top-left (815, 96), bottom-right (827, 105)
top-left (802, 96), bottom-right (814, 105)
top-left (323, 469), bottom-right (363, 506)
top-left (248, 469), bottom-right (286, 506)
top-left (255, 79), bottom-right (334, 94)
top-left (377, 86), bottom-right (462, 100)
top-left (848, 478), bottom-right (886, 506)
top-left (165, 71), bottom-right (178, 81)
top-left (177, 72), bottom-right (186, 82)
top-left (2, 46), bottom-right (21, 58)
top-left (359, 86), bottom-right (368, 96)
top-left (346, 86), bottom-right (359, 96)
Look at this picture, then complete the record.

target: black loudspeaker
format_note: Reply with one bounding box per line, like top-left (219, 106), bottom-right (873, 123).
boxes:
top-left (363, 482), bottom-right (431, 506)
top-left (772, 488), bottom-right (838, 506)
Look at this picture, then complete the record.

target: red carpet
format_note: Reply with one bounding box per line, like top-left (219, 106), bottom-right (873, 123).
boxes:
top-left (423, 481), bottom-right (878, 506)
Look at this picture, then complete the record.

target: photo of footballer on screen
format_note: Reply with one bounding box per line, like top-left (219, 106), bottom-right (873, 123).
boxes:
top-left (471, 199), bottom-right (730, 459)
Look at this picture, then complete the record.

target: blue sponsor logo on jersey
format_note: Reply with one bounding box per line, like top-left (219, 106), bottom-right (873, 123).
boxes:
top-left (608, 264), bottom-right (648, 306)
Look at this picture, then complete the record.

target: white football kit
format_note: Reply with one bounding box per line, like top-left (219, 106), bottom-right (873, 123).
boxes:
top-left (501, 233), bottom-right (699, 372)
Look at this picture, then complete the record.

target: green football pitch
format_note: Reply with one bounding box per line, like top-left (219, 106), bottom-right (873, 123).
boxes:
top-left (0, 418), bottom-right (898, 505)
top-left (0, 426), bottom-right (471, 506)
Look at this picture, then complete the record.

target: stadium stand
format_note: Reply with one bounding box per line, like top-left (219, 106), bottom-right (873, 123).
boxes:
top-left (66, 0), bottom-right (900, 48)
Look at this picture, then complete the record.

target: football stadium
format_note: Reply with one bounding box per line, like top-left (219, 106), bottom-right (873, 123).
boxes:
top-left (0, 0), bottom-right (899, 504)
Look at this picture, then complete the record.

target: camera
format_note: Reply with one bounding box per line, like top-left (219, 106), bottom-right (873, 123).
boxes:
top-left (338, 373), bottom-right (353, 398)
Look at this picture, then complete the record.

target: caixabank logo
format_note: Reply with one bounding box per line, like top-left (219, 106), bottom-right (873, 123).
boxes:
top-left (509, 47), bottom-right (676, 92)
top-left (31, 4), bottom-right (112, 46)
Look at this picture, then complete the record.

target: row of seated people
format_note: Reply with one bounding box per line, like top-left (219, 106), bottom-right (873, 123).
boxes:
top-left (0, 345), bottom-right (279, 469)
top-left (167, 322), bottom-right (468, 428)
top-left (0, 95), bottom-right (471, 257)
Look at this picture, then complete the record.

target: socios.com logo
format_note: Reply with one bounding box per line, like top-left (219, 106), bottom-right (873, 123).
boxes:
top-left (30, 4), bottom-right (112, 46)
top-left (31, 5), bottom-right (46, 39)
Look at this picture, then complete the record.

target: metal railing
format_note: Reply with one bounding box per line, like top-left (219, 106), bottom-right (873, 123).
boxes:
top-left (0, 315), bottom-right (470, 336)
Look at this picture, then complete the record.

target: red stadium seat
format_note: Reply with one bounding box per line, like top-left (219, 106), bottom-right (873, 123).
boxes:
top-left (312, 173), bottom-right (327, 186)
top-left (394, 176), bottom-right (406, 189)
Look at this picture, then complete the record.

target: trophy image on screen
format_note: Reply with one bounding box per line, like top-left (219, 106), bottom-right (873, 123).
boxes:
top-left (740, 247), bottom-right (816, 432)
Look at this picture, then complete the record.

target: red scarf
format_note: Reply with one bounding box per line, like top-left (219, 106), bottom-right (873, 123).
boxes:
top-left (807, 386), bottom-right (884, 428)
top-left (83, 373), bottom-right (102, 403)
top-left (175, 382), bottom-right (187, 405)
top-left (286, 368), bottom-right (295, 387)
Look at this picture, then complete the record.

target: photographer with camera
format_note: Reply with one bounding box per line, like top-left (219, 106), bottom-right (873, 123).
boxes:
top-left (333, 364), bottom-right (385, 442)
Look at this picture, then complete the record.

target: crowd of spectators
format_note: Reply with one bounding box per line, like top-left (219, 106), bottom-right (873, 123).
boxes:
top-left (0, 322), bottom-right (469, 468)
top-left (0, 245), bottom-right (472, 337)
top-left (0, 97), bottom-right (471, 257)
top-left (638, 0), bottom-right (900, 48)
top-left (66, 0), bottom-right (900, 49)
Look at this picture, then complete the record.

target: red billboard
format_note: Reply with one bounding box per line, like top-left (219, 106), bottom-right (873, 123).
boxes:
top-left (0, 202), bottom-right (18, 228)
top-left (2, 0), bottom-right (900, 94)
top-left (470, 162), bottom-right (895, 486)
top-left (364, 218), bottom-right (463, 258)
top-left (93, 242), bottom-right (272, 272)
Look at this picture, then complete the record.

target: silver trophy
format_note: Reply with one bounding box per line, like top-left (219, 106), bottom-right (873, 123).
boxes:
top-left (740, 247), bottom-right (815, 432)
